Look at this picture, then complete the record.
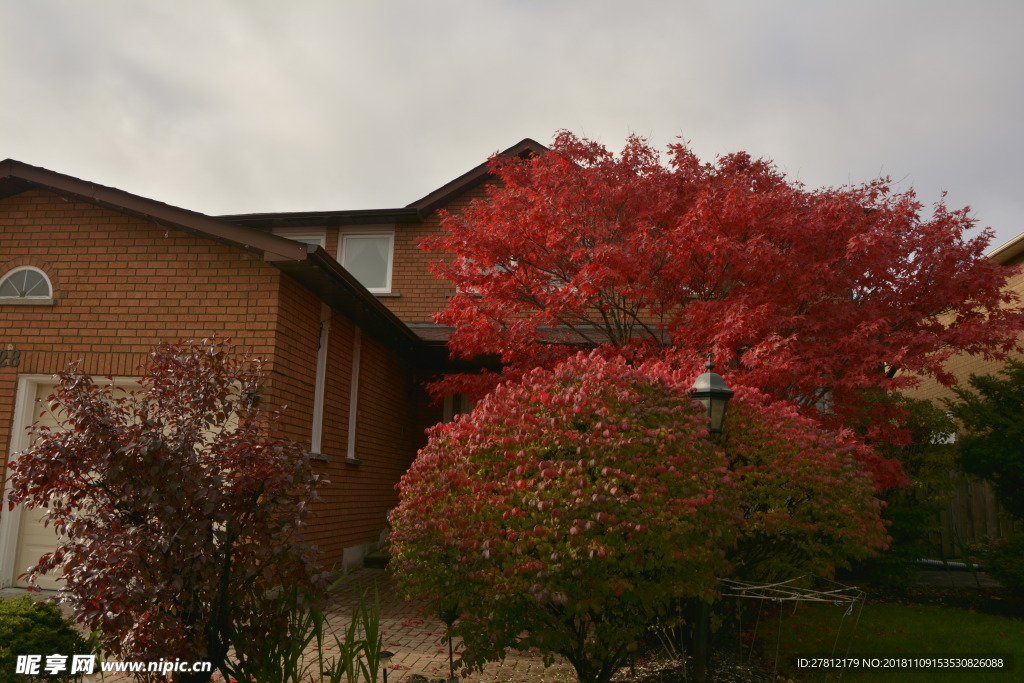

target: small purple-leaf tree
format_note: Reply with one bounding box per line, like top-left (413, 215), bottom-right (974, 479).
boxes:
top-left (5, 339), bottom-right (326, 683)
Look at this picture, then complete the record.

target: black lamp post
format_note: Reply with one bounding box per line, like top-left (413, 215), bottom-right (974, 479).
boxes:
top-left (690, 355), bottom-right (733, 683)
top-left (690, 356), bottom-right (734, 434)
top-left (438, 606), bottom-right (459, 680)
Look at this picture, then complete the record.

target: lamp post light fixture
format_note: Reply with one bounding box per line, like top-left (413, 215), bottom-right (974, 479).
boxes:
top-left (690, 356), bottom-right (734, 434)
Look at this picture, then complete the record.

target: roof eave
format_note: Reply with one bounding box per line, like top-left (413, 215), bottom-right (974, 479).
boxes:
top-left (274, 245), bottom-right (427, 358)
top-left (405, 138), bottom-right (547, 214)
top-left (988, 231), bottom-right (1024, 265)
top-left (0, 159), bottom-right (307, 262)
top-left (219, 207), bottom-right (421, 229)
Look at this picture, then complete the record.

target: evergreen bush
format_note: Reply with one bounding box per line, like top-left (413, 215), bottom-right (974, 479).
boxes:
top-left (0, 596), bottom-right (93, 682)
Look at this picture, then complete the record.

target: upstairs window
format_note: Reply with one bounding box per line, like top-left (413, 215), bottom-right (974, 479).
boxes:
top-left (341, 233), bottom-right (393, 293)
top-left (0, 267), bottom-right (53, 303)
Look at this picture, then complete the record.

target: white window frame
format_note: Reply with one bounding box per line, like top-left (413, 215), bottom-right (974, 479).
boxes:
top-left (0, 266), bottom-right (54, 305)
top-left (339, 232), bottom-right (394, 294)
top-left (310, 305), bottom-right (331, 457)
top-left (345, 328), bottom-right (362, 463)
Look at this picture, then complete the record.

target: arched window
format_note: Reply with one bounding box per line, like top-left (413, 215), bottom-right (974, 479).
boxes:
top-left (0, 267), bottom-right (53, 302)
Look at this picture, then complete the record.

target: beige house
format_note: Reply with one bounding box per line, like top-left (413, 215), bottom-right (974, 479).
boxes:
top-left (904, 230), bottom-right (1023, 554)
top-left (909, 231), bottom-right (1024, 403)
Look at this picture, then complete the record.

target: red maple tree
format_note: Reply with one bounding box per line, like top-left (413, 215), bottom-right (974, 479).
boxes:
top-left (423, 132), bottom-right (1024, 447)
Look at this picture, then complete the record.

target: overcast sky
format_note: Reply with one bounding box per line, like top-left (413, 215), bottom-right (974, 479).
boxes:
top-left (3, 1), bottom-right (1021, 249)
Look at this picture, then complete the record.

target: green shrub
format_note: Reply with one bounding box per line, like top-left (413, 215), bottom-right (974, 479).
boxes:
top-left (981, 535), bottom-right (1024, 594)
top-left (848, 395), bottom-right (959, 585)
top-left (946, 359), bottom-right (1024, 522)
top-left (0, 596), bottom-right (93, 682)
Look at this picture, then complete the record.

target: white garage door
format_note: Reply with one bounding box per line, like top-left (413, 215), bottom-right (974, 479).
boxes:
top-left (10, 380), bottom-right (141, 590)
top-left (11, 382), bottom-right (62, 589)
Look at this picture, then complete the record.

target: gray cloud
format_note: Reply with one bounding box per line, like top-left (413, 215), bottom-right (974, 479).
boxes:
top-left (2, 0), bottom-right (1020, 247)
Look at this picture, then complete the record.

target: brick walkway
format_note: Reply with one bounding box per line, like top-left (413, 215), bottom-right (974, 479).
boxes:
top-left (325, 568), bottom-right (576, 682)
top-left (1, 569), bottom-right (575, 682)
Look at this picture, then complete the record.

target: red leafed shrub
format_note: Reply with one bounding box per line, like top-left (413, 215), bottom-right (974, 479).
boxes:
top-left (389, 352), bottom-right (887, 682)
top-left (718, 382), bottom-right (890, 579)
top-left (5, 339), bottom-right (326, 683)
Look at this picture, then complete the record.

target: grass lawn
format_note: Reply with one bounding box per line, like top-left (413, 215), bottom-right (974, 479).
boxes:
top-left (759, 599), bottom-right (1022, 682)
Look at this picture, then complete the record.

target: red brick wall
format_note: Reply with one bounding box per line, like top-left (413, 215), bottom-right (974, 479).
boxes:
top-left (310, 324), bottom-right (431, 567)
top-left (324, 230), bottom-right (339, 262)
top-left (322, 312), bottom-right (355, 458)
top-left (0, 190), bottom-right (282, 476)
top-left (378, 183), bottom-right (493, 322)
top-left (260, 274), bottom-right (431, 570)
top-left (268, 275), bottom-right (321, 445)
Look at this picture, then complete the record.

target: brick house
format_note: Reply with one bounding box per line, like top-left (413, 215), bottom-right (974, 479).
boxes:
top-left (0, 139), bottom-right (544, 589)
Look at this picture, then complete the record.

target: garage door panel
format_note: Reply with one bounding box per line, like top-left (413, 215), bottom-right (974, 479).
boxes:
top-left (12, 383), bottom-right (63, 589)
top-left (11, 381), bottom-right (141, 589)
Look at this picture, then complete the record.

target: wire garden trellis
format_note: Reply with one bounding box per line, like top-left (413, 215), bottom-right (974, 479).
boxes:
top-left (718, 576), bottom-right (868, 681)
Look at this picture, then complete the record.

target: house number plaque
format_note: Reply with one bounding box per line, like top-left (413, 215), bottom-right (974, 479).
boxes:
top-left (0, 345), bottom-right (20, 367)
